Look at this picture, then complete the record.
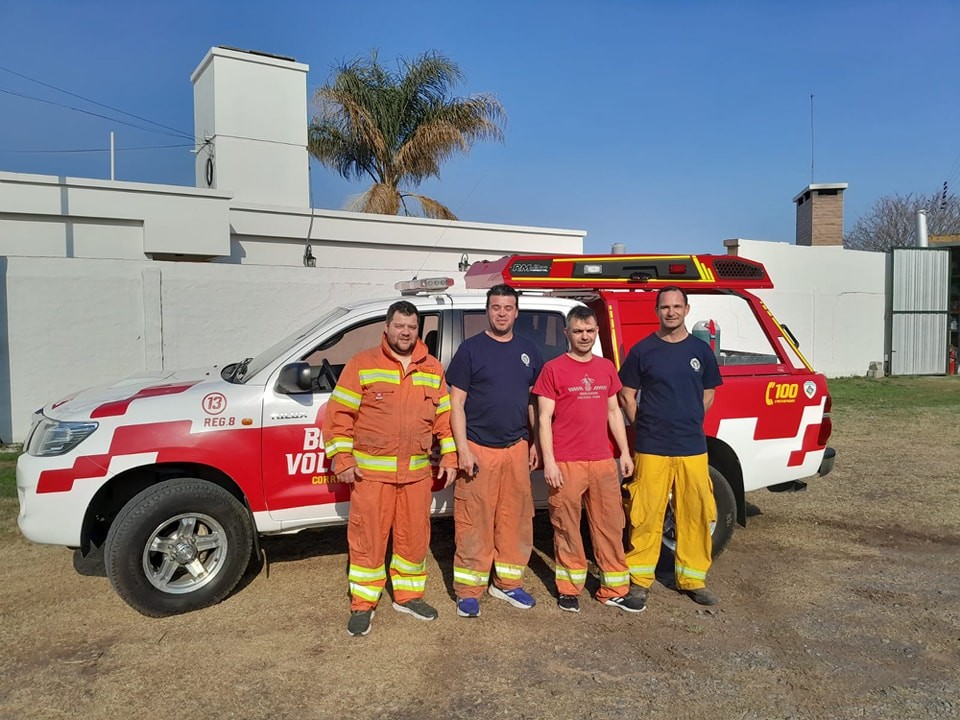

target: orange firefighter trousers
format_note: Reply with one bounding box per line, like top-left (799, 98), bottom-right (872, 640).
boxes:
top-left (453, 440), bottom-right (533, 598)
top-left (624, 452), bottom-right (716, 591)
top-left (347, 475), bottom-right (433, 611)
top-left (549, 459), bottom-right (630, 601)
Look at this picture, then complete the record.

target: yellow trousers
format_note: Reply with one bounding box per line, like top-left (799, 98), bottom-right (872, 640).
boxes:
top-left (624, 452), bottom-right (715, 591)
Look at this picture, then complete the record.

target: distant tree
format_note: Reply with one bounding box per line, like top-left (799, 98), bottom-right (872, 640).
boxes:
top-left (844, 190), bottom-right (960, 251)
top-left (308, 51), bottom-right (505, 220)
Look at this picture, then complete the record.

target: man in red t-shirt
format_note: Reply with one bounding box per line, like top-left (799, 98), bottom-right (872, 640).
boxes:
top-left (533, 306), bottom-right (646, 614)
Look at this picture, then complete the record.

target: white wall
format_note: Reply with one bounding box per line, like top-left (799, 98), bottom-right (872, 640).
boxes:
top-left (0, 256), bottom-right (476, 443)
top-left (0, 171), bottom-right (585, 443)
top-left (724, 238), bottom-right (887, 377)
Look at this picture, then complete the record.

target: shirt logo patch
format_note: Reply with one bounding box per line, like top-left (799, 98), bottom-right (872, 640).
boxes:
top-left (521, 353), bottom-right (531, 367)
top-left (690, 358), bottom-right (701, 372)
top-left (581, 374), bottom-right (594, 391)
top-left (375, 393), bottom-right (384, 401)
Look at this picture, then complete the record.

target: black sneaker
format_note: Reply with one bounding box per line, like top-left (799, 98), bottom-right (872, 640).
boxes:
top-left (347, 609), bottom-right (374, 636)
top-left (683, 588), bottom-right (719, 606)
top-left (604, 593), bottom-right (647, 613)
top-left (392, 598), bottom-right (439, 621)
top-left (557, 594), bottom-right (580, 613)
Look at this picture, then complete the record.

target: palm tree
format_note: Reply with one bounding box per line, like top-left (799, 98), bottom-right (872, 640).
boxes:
top-left (308, 51), bottom-right (505, 220)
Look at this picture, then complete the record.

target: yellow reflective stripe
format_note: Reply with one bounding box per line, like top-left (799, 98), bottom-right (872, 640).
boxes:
top-left (439, 437), bottom-right (456, 454)
top-left (391, 576), bottom-right (426, 592)
top-left (555, 566), bottom-right (588, 584)
top-left (494, 562), bottom-right (525, 579)
top-left (349, 582), bottom-right (382, 602)
top-left (601, 570), bottom-right (630, 587)
top-left (436, 394), bottom-right (451, 414)
top-left (354, 451), bottom-right (397, 472)
top-left (358, 369), bottom-right (400, 385)
top-left (349, 564), bottom-right (387, 582)
top-left (409, 454), bottom-right (430, 471)
top-left (331, 387), bottom-right (361, 409)
top-left (676, 564), bottom-right (707, 581)
top-left (391, 554), bottom-right (426, 575)
top-left (411, 372), bottom-right (441, 388)
top-left (453, 567), bottom-right (489, 587)
top-left (629, 564), bottom-right (657, 576)
top-left (324, 436), bottom-right (353, 456)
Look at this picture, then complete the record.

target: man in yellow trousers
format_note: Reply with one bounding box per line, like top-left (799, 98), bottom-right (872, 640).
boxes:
top-left (618, 286), bottom-right (723, 606)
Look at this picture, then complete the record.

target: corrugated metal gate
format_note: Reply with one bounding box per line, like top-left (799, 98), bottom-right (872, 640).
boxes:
top-left (888, 248), bottom-right (950, 375)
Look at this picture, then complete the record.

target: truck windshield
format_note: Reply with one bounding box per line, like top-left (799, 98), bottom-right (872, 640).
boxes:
top-left (230, 307), bottom-right (350, 383)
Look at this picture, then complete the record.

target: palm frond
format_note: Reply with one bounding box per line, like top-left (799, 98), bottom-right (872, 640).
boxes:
top-left (403, 192), bottom-right (458, 220)
top-left (307, 50), bottom-right (504, 216)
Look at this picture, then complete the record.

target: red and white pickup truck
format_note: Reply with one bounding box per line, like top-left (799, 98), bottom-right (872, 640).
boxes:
top-left (17, 253), bottom-right (834, 616)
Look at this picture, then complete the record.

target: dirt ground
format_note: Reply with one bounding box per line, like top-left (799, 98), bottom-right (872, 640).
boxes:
top-left (2, 396), bottom-right (959, 720)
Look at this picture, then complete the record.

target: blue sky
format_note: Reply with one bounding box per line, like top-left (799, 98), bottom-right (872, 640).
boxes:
top-left (1, 0), bottom-right (958, 255)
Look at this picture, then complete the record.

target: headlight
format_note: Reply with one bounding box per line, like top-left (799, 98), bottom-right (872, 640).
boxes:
top-left (26, 417), bottom-right (99, 456)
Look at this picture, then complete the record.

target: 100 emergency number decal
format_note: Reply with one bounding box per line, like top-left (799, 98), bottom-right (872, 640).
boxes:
top-left (765, 381), bottom-right (801, 405)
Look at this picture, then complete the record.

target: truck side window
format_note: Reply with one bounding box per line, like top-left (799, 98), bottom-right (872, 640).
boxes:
top-left (463, 310), bottom-right (566, 363)
top-left (302, 314), bottom-right (441, 390)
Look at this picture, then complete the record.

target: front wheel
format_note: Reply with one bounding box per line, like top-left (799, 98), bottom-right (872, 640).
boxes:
top-left (105, 479), bottom-right (254, 617)
top-left (661, 465), bottom-right (736, 558)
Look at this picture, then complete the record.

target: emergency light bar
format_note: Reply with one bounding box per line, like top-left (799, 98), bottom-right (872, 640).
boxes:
top-left (464, 254), bottom-right (772, 291)
top-left (394, 277), bottom-right (455, 295)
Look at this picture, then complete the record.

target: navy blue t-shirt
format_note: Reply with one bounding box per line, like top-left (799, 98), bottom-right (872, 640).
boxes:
top-left (446, 332), bottom-right (543, 447)
top-left (618, 333), bottom-right (722, 456)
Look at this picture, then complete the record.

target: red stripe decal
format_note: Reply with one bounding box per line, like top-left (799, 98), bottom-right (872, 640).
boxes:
top-left (90, 382), bottom-right (199, 419)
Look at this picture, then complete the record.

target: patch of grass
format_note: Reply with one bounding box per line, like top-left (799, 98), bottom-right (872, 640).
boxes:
top-left (827, 375), bottom-right (960, 411)
top-left (0, 451), bottom-right (20, 499)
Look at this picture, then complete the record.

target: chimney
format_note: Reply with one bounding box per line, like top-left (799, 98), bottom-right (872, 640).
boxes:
top-left (191, 47), bottom-right (310, 207)
top-left (793, 183), bottom-right (848, 246)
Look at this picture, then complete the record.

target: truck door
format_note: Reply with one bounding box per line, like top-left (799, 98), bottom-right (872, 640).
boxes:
top-left (260, 312), bottom-right (441, 529)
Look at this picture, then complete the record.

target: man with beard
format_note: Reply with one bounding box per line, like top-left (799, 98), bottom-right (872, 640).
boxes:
top-left (324, 301), bottom-right (458, 636)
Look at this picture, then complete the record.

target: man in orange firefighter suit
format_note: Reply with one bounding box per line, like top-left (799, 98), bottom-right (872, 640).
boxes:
top-left (618, 286), bottom-right (723, 606)
top-left (534, 306), bottom-right (646, 614)
top-left (447, 284), bottom-right (542, 617)
top-left (324, 301), bottom-right (457, 636)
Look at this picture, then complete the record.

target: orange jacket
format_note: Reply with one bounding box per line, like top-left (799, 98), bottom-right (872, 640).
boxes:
top-left (323, 335), bottom-right (457, 484)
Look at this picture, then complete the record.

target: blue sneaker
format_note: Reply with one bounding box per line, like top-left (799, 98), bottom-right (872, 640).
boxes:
top-left (488, 585), bottom-right (536, 609)
top-left (456, 597), bottom-right (481, 618)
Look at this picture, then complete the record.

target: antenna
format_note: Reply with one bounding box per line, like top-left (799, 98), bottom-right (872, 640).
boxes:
top-left (809, 93), bottom-right (815, 184)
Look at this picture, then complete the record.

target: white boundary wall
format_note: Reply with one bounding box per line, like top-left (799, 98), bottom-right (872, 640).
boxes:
top-left (724, 239), bottom-right (886, 378)
top-left (0, 171), bottom-right (585, 442)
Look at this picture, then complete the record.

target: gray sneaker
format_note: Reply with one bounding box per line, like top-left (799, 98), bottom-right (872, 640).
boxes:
top-left (392, 598), bottom-right (439, 621)
top-left (628, 584), bottom-right (649, 602)
top-left (683, 588), bottom-right (719, 606)
top-left (604, 593), bottom-right (647, 613)
top-left (347, 609), bottom-right (374, 636)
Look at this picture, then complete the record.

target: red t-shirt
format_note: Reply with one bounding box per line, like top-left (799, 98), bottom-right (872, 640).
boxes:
top-left (533, 353), bottom-right (622, 462)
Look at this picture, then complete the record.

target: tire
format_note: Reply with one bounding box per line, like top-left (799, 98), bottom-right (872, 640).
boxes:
top-left (104, 479), bottom-right (254, 617)
top-left (661, 465), bottom-right (737, 559)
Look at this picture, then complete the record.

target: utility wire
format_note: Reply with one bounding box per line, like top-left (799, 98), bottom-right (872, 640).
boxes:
top-left (0, 87), bottom-right (189, 138)
top-left (0, 143), bottom-right (194, 154)
top-left (0, 63), bottom-right (194, 140)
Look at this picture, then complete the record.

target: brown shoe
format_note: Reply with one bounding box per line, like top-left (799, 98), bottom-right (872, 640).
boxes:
top-left (683, 588), bottom-right (719, 606)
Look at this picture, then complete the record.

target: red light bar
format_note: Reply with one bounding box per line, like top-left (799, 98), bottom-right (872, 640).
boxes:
top-left (668, 263), bottom-right (688, 274)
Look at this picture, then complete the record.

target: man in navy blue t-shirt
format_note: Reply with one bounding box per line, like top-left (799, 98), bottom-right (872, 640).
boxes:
top-left (618, 286), bottom-right (723, 606)
top-left (446, 284), bottom-right (542, 618)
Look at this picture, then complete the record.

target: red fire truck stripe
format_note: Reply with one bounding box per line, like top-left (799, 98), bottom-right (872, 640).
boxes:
top-left (90, 383), bottom-right (199, 418)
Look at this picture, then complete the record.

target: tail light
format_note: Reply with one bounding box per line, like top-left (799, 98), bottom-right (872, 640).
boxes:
top-left (817, 393), bottom-right (833, 445)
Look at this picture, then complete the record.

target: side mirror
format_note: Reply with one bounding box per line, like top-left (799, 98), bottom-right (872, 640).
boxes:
top-left (276, 362), bottom-right (313, 394)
